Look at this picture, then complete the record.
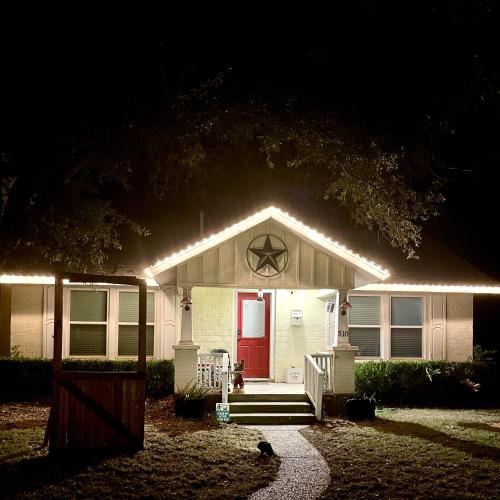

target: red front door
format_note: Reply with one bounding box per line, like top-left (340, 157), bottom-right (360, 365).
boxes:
top-left (237, 292), bottom-right (271, 378)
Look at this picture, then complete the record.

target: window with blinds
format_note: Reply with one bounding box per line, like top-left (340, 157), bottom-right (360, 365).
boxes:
top-left (391, 297), bottom-right (422, 357)
top-left (69, 290), bottom-right (107, 356)
top-left (118, 292), bottom-right (155, 356)
top-left (348, 296), bottom-right (381, 356)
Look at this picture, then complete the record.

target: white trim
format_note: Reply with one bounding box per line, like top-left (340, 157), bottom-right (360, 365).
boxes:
top-left (146, 206), bottom-right (390, 281)
top-left (354, 283), bottom-right (500, 294)
top-left (389, 294), bottom-right (425, 360)
top-left (233, 288), bottom-right (276, 380)
top-left (42, 285), bottom-right (54, 358)
top-left (347, 293), bottom-right (382, 358)
top-left (0, 275), bottom-right (158, 287)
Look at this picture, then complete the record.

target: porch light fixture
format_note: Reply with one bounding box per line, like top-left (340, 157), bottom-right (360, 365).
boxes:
top-left (180, 292), bottom-right (192, 311)
top-left (340, 298), bottom-right (352, 316)
top-left (257, 289), bottom-right (264, 301)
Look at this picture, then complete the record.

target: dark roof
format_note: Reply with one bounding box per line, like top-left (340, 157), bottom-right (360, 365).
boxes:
top-left (134, 201), bottom-right (499, 286)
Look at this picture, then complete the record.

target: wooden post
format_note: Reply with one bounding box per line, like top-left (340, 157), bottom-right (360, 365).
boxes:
top-left (138, 282), bottom-right (147, 374)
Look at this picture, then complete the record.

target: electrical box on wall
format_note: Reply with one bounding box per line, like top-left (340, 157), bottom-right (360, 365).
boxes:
top-left (291, 309), bottom-right (303, 326)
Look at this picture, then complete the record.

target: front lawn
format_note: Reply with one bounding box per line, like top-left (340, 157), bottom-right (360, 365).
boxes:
top-left (303, 408), bottom-right (500, 499)
top-left (0, 399), bottom-right (280, 499)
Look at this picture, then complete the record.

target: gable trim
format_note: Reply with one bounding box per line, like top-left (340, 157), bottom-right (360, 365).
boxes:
top-left (145, 206), bottom-right (390, 281)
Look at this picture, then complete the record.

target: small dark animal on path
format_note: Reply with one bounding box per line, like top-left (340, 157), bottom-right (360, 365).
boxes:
top-left (257, 441), bottom-right (274, 457)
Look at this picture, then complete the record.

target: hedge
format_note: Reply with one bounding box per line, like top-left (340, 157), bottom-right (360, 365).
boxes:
top-left (0, 357), bottom-right (174, 402)
top-left (355, 361), bottom-right (500, 408)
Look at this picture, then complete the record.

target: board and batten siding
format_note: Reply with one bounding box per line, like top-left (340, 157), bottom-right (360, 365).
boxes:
top-left (10, 285), bottom-right (44, 357)
top-left (154, 220), bottom-right (355, 289)
top-left (446, 293), bottom-right (473, 361)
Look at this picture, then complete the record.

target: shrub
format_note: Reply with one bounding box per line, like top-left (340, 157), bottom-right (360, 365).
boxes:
top-left (0, 357), bottom-right (174, 402)
top-left (355, 361), bottom-right (499, 408)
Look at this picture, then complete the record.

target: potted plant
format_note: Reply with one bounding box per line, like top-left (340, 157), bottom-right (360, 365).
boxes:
top-left (174, 381), bottom-right (209, 418)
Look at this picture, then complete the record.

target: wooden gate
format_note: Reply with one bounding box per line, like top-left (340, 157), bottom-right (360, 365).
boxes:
top-left (46, 273), bottom-right (148, 452)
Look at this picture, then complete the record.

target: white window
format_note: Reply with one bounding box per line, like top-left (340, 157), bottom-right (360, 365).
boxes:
top-left (69, 290), bottom-right (108, 356)
top-left (390, 296), bottom-right (423, 358)
top-left (348, 295), bottom-right (381, 357)
top-left (118, 291), bottom-right (155, 356)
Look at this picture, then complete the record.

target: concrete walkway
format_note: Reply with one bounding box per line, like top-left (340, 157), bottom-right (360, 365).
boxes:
top-left (246, 425), bottom-right (330, 500)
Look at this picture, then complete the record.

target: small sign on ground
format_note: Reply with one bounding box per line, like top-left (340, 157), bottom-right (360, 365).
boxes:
top-left (216, 402), bottom-right (230, 422)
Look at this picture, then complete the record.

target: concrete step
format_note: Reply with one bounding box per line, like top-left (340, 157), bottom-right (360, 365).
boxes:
top-left (230, 401), bottom-right (312, 414)
top-left (230, 412), bottom-right (317, 425)
top-left (229, 393), bottom-right (309, 403)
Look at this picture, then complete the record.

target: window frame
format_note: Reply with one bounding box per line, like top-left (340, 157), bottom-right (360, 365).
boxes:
top-left (67, 287), bottom-right (109, 358)
top-left (348, 294), bottom-right (382, 359)
top-left (389, 294), bottom-right (424, 360)
top-left (63, 285), bottom-right (160, 359)
top-left (117, 290), bottom-right (156, 357)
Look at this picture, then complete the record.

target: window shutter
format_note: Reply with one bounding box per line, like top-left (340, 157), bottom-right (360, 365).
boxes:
top-left (391, 328), bottom-right (422, 357)
top-left (70, 291), bottom-right (107, 322)
top-left (70, 324), bottom-right (106, 355)
top-left (348, 296), bottom-right (380, 325)
top-left (118, 325), bottom-right (154, 356)
top-left (391, 297), bottom-right (422, 326)
top-left (349, 327), bottom-right (380, 356)
top-left (119, 292), bottom-right (155, 323)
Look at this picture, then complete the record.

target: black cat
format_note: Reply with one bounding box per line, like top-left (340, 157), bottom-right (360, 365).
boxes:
top-left (257, 441), bottom-right (274, 457)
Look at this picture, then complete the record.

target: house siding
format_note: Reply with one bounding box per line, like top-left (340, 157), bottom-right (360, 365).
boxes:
top-left (274, 289), bottom-right (327, 382)
top-left (10, 285), bottom-right (44, 357)
top-left (191, 287), bottom-right (328, 381)
top-left (192, 287), bottom-right (234, 354)
top-left (446, 293), bottom-right (473, 361)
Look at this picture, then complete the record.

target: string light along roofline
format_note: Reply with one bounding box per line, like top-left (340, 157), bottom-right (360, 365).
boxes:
top-left (145, 205), bottom-right (391, 281)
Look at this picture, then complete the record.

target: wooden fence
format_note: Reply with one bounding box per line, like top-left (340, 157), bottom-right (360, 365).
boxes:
top-left (46, 273), bottom-right (147, 452)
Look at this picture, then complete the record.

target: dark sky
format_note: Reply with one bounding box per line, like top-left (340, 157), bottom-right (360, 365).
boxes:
top-left (54, 4), bottom-right (500, 281)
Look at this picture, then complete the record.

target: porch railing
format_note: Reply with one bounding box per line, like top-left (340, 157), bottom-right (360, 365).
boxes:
top-left (304, 354), bottom-right (324, 420)
top-left (311, 352), bottom-right (334, 392)
top-left (197, 352), bottom-right (228, 390)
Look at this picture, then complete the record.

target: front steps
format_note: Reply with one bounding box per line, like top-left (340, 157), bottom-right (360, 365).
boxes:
top-left (229, 393), bottom-right (317, 425)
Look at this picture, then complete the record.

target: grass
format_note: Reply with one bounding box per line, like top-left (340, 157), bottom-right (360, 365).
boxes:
top-left (303, 408), bottom-right (500, 499)
top-left (0, 399), bottom-right (280, 499)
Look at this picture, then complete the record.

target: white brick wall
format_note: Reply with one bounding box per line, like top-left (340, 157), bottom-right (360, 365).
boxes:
top-left (446, 293), bottom-right (473, 361)
top-left (274, 290), bottom-right (327, 382)
top-left (190, 287), bottom-right (328, 382)
top-left (10, 285), bottom-right (44, 357)
top-left (192, 287), bottom-right (234, 353)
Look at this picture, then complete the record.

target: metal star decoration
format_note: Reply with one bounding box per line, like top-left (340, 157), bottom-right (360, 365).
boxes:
top-left (249, 234), bottom-right (287, 274)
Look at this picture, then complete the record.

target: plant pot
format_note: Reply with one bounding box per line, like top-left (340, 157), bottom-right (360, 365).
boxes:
top-left (174, 397), bottom-right (206, 418)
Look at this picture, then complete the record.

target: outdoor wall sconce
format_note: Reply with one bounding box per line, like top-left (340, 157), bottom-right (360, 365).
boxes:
top-left (180, 293), bottom-right (192, 311)
top-left (257, 289), bottom-right (264, 301)
top-left (340, 298), bottom-right (352, 316)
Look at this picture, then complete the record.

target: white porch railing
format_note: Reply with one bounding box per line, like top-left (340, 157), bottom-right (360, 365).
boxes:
top-left (304, 354), bottom-right (324, 420)
top-left (311, 352), bottom-right (334, 392)
top-left (197, 352), bottom-right (228, 390)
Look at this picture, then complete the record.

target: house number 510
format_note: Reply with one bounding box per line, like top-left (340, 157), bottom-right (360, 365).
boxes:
top-left (338, 330), bottom-right (349, 337)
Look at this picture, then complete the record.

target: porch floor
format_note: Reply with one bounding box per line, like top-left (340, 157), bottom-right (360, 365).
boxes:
top-left (241, 382), bottom-right (305, 394)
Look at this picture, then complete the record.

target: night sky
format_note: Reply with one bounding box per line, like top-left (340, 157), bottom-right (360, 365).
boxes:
top-left (56, 6), bottom-right (499, 272)
top-left (7, 3), bottom-right (500, 345)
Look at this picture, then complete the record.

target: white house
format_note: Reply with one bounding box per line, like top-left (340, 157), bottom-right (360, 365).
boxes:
top-left (1, 205), bottom-right (499, 388)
